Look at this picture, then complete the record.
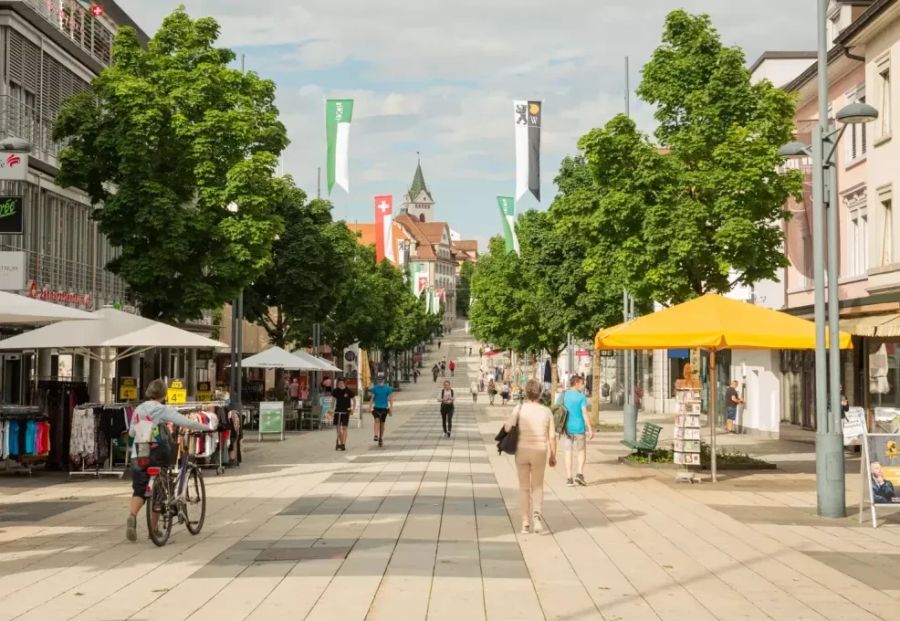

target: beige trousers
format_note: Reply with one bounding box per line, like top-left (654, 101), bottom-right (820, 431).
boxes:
top-left (516, 448), bottom-right (547, 525)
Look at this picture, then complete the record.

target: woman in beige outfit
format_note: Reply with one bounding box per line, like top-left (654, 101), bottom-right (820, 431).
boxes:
top-left (504, 379), bottom-right (557, 534)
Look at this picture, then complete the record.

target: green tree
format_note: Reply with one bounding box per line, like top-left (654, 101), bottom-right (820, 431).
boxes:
top-left (456, 261), bottom-right (474, 318)
top-left (243, 186), bottom-right (358, 348)
top-left (54, 8), bottom-right (288, 320)
top-left (557, 10), bottom-right (800, 307)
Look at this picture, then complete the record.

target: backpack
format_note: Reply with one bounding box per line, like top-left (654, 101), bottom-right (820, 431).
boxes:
top-left (551, 403), bottom-right (569, 435)
top-left (494, 405), bottom-right (521, 455)
top-left (132, 415), bottom-right (176, 470)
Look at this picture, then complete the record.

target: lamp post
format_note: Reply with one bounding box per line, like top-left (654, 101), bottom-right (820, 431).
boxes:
top-left (226, 201), bottom-right (244, 412)
top-left (778, 4), bottom-right (878, 516)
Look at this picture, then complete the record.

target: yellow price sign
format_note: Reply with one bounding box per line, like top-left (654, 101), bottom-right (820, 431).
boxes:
top-left (119, 377), bottom-right (138, 401)
top-left (167, 379), bottom-right (187, 405)
top-left (196, 381), bottom-right (213, 402)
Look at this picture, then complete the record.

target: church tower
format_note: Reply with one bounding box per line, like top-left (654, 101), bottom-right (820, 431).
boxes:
top-left (401, 159), bottom-right (434, 222)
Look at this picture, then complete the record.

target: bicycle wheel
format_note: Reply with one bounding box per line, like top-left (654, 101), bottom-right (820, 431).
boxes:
top-left (183, 465), bottom-right (206, 535)
top-left (147, 472), bottom-right (173, 547)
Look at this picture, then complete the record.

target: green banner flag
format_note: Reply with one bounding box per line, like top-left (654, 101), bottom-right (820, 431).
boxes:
top-left (497, 196), bottom-right (519, 254)
top-left (326, 99), bottom-right (353, 194)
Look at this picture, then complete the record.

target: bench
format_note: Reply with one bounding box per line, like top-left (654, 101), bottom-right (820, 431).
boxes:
top-left (621, 423), bottom-right (663, 459)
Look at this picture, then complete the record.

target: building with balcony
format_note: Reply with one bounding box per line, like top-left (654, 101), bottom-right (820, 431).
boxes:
top-left (0, 0), bottom-right (147, 315)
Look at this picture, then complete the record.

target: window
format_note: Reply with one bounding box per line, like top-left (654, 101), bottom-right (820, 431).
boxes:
top-left (846, 87), bottom-right (868, 162)
top-left (877, 53), bottom-right (892, 139)
top-left (882, 198), bottom-right (893, 266)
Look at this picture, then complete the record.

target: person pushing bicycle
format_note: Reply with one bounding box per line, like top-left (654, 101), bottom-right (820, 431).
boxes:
top-left (126, 379), bottom-right (208, 543)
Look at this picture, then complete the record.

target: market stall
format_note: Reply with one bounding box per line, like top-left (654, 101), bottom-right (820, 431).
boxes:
top-left (595, 293), bottom-right (852, 482)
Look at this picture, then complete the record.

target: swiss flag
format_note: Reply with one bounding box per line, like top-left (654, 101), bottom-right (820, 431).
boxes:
top-left (375, 195), bottom-right (393, 263)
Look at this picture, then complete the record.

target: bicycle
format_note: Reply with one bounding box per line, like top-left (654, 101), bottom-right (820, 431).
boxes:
top-left (145, 431), bottom-right (210, 547)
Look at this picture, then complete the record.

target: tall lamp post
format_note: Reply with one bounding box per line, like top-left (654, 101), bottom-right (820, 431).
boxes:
top-left (778, 2), bottom-right (878, 518)
top-left (226, 201), bottom-right (244, 412)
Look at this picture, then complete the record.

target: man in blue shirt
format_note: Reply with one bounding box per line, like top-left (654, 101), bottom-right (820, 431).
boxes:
top-left (368, 374), bottom-right (394, 447)
top-left (560, 375), bottom-right (593, 487)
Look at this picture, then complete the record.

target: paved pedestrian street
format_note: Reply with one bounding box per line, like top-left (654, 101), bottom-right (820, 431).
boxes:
top-left (0, 336), bottom-right (899, 620)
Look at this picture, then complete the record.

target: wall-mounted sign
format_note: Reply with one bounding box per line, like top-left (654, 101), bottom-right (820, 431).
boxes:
top-left (0, 153), bottom-right (28, 181)
top-left (0, 251), bottom-right (25, 290)
top-left (27, 281), bottom-right (92, 307)
top-left (0, 197), bottom-right (24, 234)
top-left (344, 350), bottom-right (357, 362)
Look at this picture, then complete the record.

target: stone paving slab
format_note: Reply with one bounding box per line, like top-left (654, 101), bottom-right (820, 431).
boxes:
top-left (1, 336), bottom-right (900, 619)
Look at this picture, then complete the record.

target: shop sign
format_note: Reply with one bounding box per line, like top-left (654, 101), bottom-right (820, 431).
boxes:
top-left (166, 379), bottom-right (187, 405)
top-left (843, 407), bottom-right (866, 446)
top-left (258, 401), bottom-right (284, 441)
top-left (196, 381), bottom-right (213, 401)
top-left (28, 280), bottom-right (92, 307)
top-left (344, 350), bottom-right (357, 362)
top-left (862, 432), bottom-right (900, 526)
top-left (0, 197), bottom-right (24, 234)
top-left (0, 153), bottom-right (28, 181)
top-left (575, 349), bottom-right (591, 357)
top-left (0, 251), bottom-right (25, 290)
top-left (119, 377), bottom-right (138, 401)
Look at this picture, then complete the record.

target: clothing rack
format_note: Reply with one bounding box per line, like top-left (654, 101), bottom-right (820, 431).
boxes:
top-left (0, 406), bottom-right (49, 476)
top-left (175, 402), bottom-right (229, 475)
top-left (68, 402), bottom-right (132, 480)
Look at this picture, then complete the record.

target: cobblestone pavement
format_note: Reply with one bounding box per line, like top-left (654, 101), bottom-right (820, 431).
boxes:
top-left (0, 334), bottom-right (899, 620)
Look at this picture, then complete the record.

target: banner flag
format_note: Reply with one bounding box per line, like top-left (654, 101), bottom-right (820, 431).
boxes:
top-left (497, 196), bottom-right (520, 254)
top-left (374, 195), bottom-right (393, 263)
top-left (326, 99), bottom-right (353, 194)
top-left (514, 100), bottom-right (542, 202)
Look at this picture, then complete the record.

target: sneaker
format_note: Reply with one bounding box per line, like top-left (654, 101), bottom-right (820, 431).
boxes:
top-left (378, 438), bottom-right (383, 447)
top-left (575, 474), bottom-right (587, 486)
top-left (374, 435), bottom-right (379, 441)
top-left (520, 524), bottom-right (530, 535)
top-left (125, 514), bottom-right (137, 542)
top-left (533, 512), bottom-right (544, 534)
top-left (446, 431), bottom-right (451, 438)
top-left (566, 478), bottom-right (574, 487)
top-left (340, 444), bottom-right (346, 451)
top-left (335, 441), bottom-right (340, 451)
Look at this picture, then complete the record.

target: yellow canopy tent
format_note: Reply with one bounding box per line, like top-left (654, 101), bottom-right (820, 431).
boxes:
top-left (594, 293), bottom-right (852, 481)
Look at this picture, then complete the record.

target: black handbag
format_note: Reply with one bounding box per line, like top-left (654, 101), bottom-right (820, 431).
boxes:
top-left (495, 406), bottom-right (521, 455)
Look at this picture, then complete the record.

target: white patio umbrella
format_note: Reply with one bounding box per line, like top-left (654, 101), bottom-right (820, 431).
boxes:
top-left (237, 346), bottom-right (322, 371)
top-left (0, 291), bottom-right (97, 324)
top-left (0, 306), bottom-right (226, 402)
top-left (292, 350), bottom-right (343, 373)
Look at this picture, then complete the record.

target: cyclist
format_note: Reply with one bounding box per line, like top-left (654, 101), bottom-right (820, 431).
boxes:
top-left (126, 379), bottom-right (208, 543)
top-left (368, 374), bottom-right (393, 447)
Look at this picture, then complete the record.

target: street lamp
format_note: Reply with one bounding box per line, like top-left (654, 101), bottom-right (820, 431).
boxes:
top-left (226, 201), bottom-right (243, 412)
top-left (779, 18), bottom-right (879, 516)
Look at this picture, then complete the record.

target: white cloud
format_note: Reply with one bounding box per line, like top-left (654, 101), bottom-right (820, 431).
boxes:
top-left (116, 0), bottom-right (817, 242)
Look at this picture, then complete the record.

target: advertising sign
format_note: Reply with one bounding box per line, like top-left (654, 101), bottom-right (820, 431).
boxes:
top-left (843, 406), bottom-right (867, 446)
top-left (118, 377), bottom-right (138, 401)
top-left (196, 381), bottom-right (213, 402)
top-left (166, 379), bottom-right (187, 405)
top-left (28, 280), bottom-right (91, 307)
top-left (0, 251), bottom-right (25, 290)
top-left (0, 197), bottom-right (24, 234)
top-left (0, 153), bottom-right (28, 181)
top-left (862, 432), bottom-right (900, 526)
top-left (258, 401), bottom-right (285, 441)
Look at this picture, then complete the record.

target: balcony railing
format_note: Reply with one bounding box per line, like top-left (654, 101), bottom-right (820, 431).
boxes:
top-left (21, 0), bottom-right (114, 66)
top-left (0, 94), bottom-right (64, 164)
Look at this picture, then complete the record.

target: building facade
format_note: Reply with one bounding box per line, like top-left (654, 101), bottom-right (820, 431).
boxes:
top-left (0, 0), bottom-right (146, 312)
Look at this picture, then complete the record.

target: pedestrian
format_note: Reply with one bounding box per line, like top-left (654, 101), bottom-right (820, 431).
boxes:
top-left (439, 380), bottom-right (455, 437)
top-left (504, 379), bottom-right (557, 534)
top-left (432, 363), bottom-right (440, 383)
top-left (469, 346), bottom-right (472, 356)
top-left (289, 377), bottom-right (300, 409)
top-left (449, 360), bottom-right (456, 377)
top-left (368, 374), bottom-right (393, 447)
top-left (413, 368), bottom-right (420, 384)
top-left (725, 380), bottom-right (743, 433)
top-left (440, 361), bottom-right (446, 377)
top-left (438, 340), bottom-right (442, 349)
top-left (331, 378), bottom-right (355, 451)
top-left (470, 379), bottom-right (479, 403)
top-left (841, 384), bottom-right (849, 418)
top-left (559, 375), bottom-right (593, 487)
top-left (500, 381), bottom-right (511, 405)
top-left (126, 379), bottom-right (208, 542)
top-left (488, 379), bottom-right (497, 405)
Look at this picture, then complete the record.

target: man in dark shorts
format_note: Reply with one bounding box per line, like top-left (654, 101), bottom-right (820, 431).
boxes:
top-left (368, 374), bottom-right (394, 447)
top-left (725, 380), bottom-right (743, 433)
top-left (331, 378), bottom-right (355, 451)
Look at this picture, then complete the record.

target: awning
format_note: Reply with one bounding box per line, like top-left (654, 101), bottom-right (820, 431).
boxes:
top-left (839, 314), bottom-right (897, 337)
top-left (874, 314), bottom-right (900, 338)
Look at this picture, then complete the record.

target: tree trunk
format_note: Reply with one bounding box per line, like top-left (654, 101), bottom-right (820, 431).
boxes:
top-left (549, 351), bottom-right (560, 399)
top-left (590, 349), bottom-right (601, 427)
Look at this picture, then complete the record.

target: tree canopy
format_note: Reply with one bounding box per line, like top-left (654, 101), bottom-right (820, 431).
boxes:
top-left (54, 8), bottom-right (288, 320)
top-left (556, 10), bottom-right (800, 306)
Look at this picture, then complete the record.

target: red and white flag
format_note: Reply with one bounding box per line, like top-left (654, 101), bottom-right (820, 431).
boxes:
top-left (374, 195), bottom-right (393, 263)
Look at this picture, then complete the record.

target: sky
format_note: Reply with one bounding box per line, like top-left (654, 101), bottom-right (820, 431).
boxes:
top-left (116, 0), bottom-right (817, 249)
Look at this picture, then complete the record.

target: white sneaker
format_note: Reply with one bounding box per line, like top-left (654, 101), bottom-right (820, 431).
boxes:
top-left (533, 512), bottom-right (544, 534)
top-left (520, 524), bottom-right (530, 534)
